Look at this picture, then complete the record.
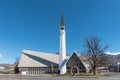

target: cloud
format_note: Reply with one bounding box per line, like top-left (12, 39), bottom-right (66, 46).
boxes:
top-left (0, 54), bottom-right (2, 58)
top-left (105, 52), bottom-right (120, 55)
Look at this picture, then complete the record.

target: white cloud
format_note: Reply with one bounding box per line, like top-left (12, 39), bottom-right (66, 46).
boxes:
top-left (0, 54), bottom-right (2, 58)
top-left (105, 52), bottom-right (120, 55)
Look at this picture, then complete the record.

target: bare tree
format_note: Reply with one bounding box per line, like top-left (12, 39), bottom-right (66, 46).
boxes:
top-left (84, 36), bottom-right (108, 75)
top-left (96, 54), bottom-right (109, 67)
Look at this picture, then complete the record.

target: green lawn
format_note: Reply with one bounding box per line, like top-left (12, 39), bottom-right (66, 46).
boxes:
top-left (79, 72), bottom-right (104, 76)
top-left (26, 72), bottom-right (104, 77)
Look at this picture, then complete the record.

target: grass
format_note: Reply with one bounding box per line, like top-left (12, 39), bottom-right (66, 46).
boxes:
top-left (26, 74), bottom-right (59, 77)
top-left (25, 72), bottom-right (104, 77)
top-left (59, 72), bottom-right (104, 76)
top-left (80, 72), bottom-right (104, 76)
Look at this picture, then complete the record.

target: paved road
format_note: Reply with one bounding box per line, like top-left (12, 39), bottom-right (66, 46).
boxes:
top-left (104, 72), bottom-right (120, 76)
top-left (0, 72), bottom-right (119, 80)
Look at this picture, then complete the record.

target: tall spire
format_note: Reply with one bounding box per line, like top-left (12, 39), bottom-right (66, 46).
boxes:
top-left (59, 11), bottom-right (66, 74)
top-left (60, 11), bottom-right (64, 29)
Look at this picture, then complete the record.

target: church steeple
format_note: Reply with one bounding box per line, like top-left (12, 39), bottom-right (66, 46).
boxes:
top-left (60, 12), bottom-right (64, 30)
top-left (59, 11), bottom-right (67, 74)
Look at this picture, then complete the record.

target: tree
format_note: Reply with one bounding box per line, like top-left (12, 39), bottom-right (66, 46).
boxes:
top-left (84, 36), bottom-right (109, 75)
top-left (51, 64), bottom-right (54, 74)
top-left (14, 57), bottom-right (19, 74)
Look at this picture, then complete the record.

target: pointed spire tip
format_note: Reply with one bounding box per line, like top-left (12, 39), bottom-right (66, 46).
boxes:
top-left (60, 11), bottom-right (64, 27)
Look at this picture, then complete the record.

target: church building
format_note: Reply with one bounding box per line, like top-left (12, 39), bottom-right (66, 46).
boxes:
top-left (18, 13), bottom-right (90, 75)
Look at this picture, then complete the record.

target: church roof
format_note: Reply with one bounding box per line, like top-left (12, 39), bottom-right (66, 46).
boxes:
top-left (79, 56), bottom-right (91, 70)
top-left (18, 50), bottom-right (70, 68)
top-left (66, 51), bottom-right (91, 72)
top-left (18, 50), bottom-right (60, 67)
top-left (18, 50), bottom-right (90, 71)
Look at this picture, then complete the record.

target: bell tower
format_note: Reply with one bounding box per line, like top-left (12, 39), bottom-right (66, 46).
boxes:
top-left (59, 12), bottom-right (67, 74)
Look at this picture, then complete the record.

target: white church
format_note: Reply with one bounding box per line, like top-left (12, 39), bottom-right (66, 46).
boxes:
top-left (18, 13), bottom-right (90, 75)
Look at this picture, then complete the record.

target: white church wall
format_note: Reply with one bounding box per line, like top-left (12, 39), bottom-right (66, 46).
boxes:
top-left (19, 68), bottom-right (28, 75)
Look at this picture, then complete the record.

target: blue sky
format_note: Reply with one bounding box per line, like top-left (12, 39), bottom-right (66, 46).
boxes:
top-left (0, 0), bottom-right (120, 64)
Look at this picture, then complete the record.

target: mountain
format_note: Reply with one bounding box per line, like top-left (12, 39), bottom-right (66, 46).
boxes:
top-left (0, 64), bottom-right (14, 70)
top-left (105, 54), bottom-right (120, 66)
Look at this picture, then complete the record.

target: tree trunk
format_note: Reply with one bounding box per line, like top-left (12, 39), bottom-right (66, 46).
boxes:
top-left (93, 65), bottom-right (96, 75)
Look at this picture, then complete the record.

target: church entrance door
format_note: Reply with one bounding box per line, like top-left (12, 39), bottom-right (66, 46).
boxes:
top-left (71, 66), bottom-right (79, 75)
